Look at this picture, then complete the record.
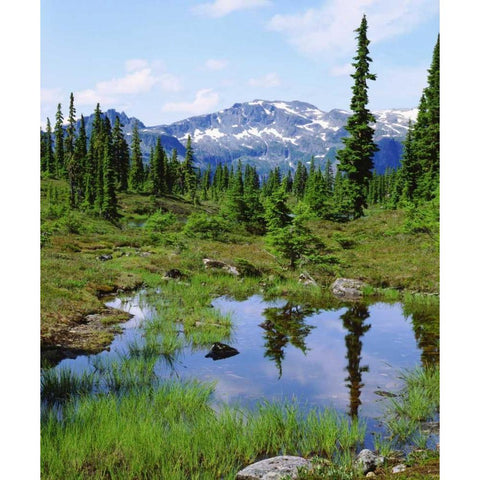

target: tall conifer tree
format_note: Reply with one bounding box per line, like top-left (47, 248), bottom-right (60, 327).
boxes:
top-left (336, 15), bottom-right (378, 219)
top-left (112, 116), bottom-right (130, 192)
top-left (129, 121), bottom-right (144, 192)
top-left (54, 103), bottom-right (65, 177)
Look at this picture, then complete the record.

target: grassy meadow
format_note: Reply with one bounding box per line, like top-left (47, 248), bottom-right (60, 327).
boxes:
top-left (41, 177), bottom-right (439, 478)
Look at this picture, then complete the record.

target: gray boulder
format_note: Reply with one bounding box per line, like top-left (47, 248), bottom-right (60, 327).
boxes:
top-left (331, 278), bottom-right (366, 298)
top-left (236, 456), bottom-right (312, 480)
top-left (355, 449), bottom-right (384, 475)
top-left (203, 258), bottom-right (239, 276)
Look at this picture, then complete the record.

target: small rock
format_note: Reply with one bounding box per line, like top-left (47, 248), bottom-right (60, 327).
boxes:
top-left (205, 342), bottom-right (239, 361)
top-left (203, 258), bottom-right (239, 276)
top-left (164, 268), bottom-right (184, 279)
top-left (236, 456), bottom-right (312, 480)
top-left (331, 278), bottom-right (366, 298)
top-left (392, 464), bottom-right (407, 474)
top-left (97, 254), bottom-right (113, 261)
top-left (298, 273), bottom-right (317, 286)
top-left (355, 449), bottom-right (384, 475)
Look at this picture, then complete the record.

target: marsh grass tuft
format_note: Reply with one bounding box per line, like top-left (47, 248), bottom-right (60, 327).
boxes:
top-left (41, 387), bottom-right (367, 480)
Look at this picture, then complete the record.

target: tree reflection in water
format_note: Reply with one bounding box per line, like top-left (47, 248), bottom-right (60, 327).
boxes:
top-left (341, 304), bottom-right (371, 418)
top-left (260, 303), bottom-right (315, 378)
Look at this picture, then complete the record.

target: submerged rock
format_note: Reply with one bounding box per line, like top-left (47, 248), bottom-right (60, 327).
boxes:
top-left (331, 278), bottom-right (366, 298)
top-left (205, 342), bottom-right (239, 361)
top-left (355, 449), bottom-right (384, 475)
top-left (236, 456), bottom-right (312, 480)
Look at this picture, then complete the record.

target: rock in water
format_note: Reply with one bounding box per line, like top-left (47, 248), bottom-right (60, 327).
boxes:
top-left (205, 342), bottom-right (239, 361)
top-left (236, 456), bottom-right (312, 480)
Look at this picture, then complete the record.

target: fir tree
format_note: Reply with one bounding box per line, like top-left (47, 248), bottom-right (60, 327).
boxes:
top-left (102, 123), bottom-right (118, 220)
top-left (112, 116), bottom-right (130, 192)
top-left (65, 93), bottom-right (79, 208)
top-left (72, 115), bottom-right (87, 205)
top-left (182, 136), bottom-right (197, 202)
top-left (54, 103), bottom-right (65, 177)
top-left (293, 162), bottom-right (308, 199)
top-left (151, 137), bottom-right (166, 196)
top-left (129, 121), bottom-right (144, 192)
top-left (64, 93), bottom-right (76, 158)
top-left (42, 118), bottom-right (54, 175)
top-left (84, 103), bottom-right (104, 208)
top-left (336, 15), bottom-right (378, 219)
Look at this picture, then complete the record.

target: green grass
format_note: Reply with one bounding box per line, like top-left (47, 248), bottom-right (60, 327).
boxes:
top-left (383, 366), bottom-right (439, 447)
top-left (41, 380), bottom-right (366, 480)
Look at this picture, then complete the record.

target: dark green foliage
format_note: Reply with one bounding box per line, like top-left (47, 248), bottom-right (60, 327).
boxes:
top-left (398, 36), bottom-right (440, 204)
top-left (293, 161), bottom-right (308, 198)
top-left (182, 136), bottom-right (197, 201)
top-left (101, 118), bottom-right (118, 220)
top-left (54, 103), bottom-right (65, 177)
top-left (144, 210), bottom-right (178, 231)
top-left (84, 104), bottom-right (104, 209)
top-left (41, 118), bottom-right (55, 175)
top-left (265, 192), bottom-right (321, 268)
top-left (112, 116), bottom-right (130, 192)
top-left (336, 15), bottom-right (378, 219)
top-left (183, 213), bottom-right (230, 240)
top-left (129, 121), bottom-right (144, 192)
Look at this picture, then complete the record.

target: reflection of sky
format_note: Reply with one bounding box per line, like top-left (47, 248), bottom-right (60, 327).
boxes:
top-left (50, 293), bottom-right (423, 423)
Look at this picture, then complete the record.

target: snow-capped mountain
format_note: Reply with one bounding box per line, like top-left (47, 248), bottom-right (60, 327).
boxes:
top-left (81, 100), bottom-right (416, 174)
top-left (147, 100), bottom-right (416, 173)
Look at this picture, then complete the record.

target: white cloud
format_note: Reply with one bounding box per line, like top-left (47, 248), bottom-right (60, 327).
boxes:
top-left (158, 73), bottom-right (183, 92)
top-left (96, 68), bottom-right (158, 95)
top-left (370, 64), bottom-right (429, 108)
top-left (330, 63), bottom-right (354, 76)
top-left (205, 58), bottom-right (228, 70)
top-left (193, 0), bottom-right (272, 18)
top-left (72, 61), bottom-right (183, 108)
top-left (41, 87), bottom-right (63, 106)
top-left (248, 72), bottom-right (280, 88)
top-left (267, 0), bottom-right (438, 59)
top-left (162, 89), bottom-right (220, 115)
top-left (125, 59), bottom-right (149, 72)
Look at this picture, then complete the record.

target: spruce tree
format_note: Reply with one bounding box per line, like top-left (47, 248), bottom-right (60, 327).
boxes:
top-left (54, 103), bottom-right (65, 177)
top-left (112, 116), bottom-right (130, 192)
top-left (73, 115), bottom-right (87, 205)
top-left (293, 162), bottom-right (308, 199)
top-left (336, 15), bottom-right (378, 219)
top-left (102, 123), bottom-right (118, 220)
top-left (129, 121), bottom-right (144, 192)
top-left (84, 104), bottom-right (104, 208)
top-left (43, 118), bottom-right (54, 175)
top-left (65, 93), bottom-right (79, 208)
top-left (182, 136), bottom-right (197, 202)
top-left (151, 137), bottom-right (166, 196)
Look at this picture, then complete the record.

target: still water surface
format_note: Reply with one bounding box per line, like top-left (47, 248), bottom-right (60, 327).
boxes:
top-left (55, 292), bottom-right (438, 430)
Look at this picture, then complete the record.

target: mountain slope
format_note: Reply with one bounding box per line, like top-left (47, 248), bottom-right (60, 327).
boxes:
top-left (80, 101), bottom-right (416, 173)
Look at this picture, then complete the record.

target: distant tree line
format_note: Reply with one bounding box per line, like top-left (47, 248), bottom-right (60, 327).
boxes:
top-left (40, 21), bottom-right (439, 245)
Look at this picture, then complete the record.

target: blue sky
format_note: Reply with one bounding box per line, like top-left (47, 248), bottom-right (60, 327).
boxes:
top-left (41, 0), bottom-right (439, 126)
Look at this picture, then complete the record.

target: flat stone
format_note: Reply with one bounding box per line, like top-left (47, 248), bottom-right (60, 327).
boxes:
top-left (236, 456), bottom-right (312, 480)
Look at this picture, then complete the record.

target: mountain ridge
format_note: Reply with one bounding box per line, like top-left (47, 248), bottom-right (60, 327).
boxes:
top-left (78, 100), bottom-right (416, 174)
